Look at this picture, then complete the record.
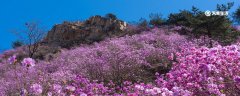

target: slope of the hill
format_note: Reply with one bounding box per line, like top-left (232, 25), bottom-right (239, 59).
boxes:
top-left (0, 28), bottom-right (188, 95)
top-left (0, 28), bottom-right (240, 96)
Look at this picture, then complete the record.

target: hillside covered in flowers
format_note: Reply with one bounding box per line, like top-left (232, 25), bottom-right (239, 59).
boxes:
top-left (0, 27), bottom-right (240, 96)
top-left (1, 2), bottom-right (240, 96)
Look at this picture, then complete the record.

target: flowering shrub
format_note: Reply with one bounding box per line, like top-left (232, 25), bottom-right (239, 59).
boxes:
top-left (156, 45), bottom-right (240, 96)
top-left (0, 28), bottom-right (190, 95)
top-left (191, 36), bottom-right (219, 47)
top-left (45, 75), bottom-right (192, 96)
top-left (30, 83), bottom-right (43, 95)
top-left (1, 28), bottom-right (240, 95)
top-left (8, 55), bottom-right (17, 64)
top-left (0, 47), bottom-right (28, 60)
top-left (21, 58), bottom-right (36, 68)
top-left (47, 28), bottom-right (188, 83)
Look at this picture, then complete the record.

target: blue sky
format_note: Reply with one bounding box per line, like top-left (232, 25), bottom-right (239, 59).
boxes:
top-left (0, 0), bottom-right (240, 51)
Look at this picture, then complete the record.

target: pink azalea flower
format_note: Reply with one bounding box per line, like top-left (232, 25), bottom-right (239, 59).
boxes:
top-left (66, 85), bottom-right (76, 92)
top-left (8, 55), bottom-right (17, 64)
top-left (21, 58), bottom-right (35, 68)
top-left (31, 83), bottom-right (42, 95)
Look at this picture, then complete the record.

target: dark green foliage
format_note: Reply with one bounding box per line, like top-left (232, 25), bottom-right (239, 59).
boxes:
top-left (138, 18), bottom-right (148, 29)
top-left (192, 15), bottom-right (237, 45)
top-left (233, 6), bottom-right (240, 24)
top-left (167, 4), bottom-right (239, 46)
top-left (216, 2), bottom-right (234, 11)
top-left (167, 10), bottom-right (193, 26)
top-left (149, 13), bottom-right (165, 26)
top-left (12, 40), bottom-right (24, 49)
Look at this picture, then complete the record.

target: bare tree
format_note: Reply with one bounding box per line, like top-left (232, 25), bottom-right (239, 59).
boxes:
top-left (13, 22), bottom-right (46, 58)
top-left (25, 22), bottom-right (46, 58)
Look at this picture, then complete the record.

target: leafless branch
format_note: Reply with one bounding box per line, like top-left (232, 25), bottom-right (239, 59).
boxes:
top-left (13, 22), bottom-right (46, 58)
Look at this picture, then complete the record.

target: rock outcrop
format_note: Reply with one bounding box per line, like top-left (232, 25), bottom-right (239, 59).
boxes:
top-left (44, 15), bottom-right (127, 48)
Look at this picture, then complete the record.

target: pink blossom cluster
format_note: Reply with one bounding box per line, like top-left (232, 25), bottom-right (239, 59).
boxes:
top-left (30, 83), bottom-right (43, 95)
top-left (26, 75), bottom-right (192, 96)
top-left (8, 55), bottom-right (17, 64)
top-left (156, 45), bottom-right (240, 96)
top-left (21, 58), bottom-right (35, 68)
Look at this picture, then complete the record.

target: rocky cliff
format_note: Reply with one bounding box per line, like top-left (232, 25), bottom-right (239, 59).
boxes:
top-left (44, 15), bottom-right (127, 48)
